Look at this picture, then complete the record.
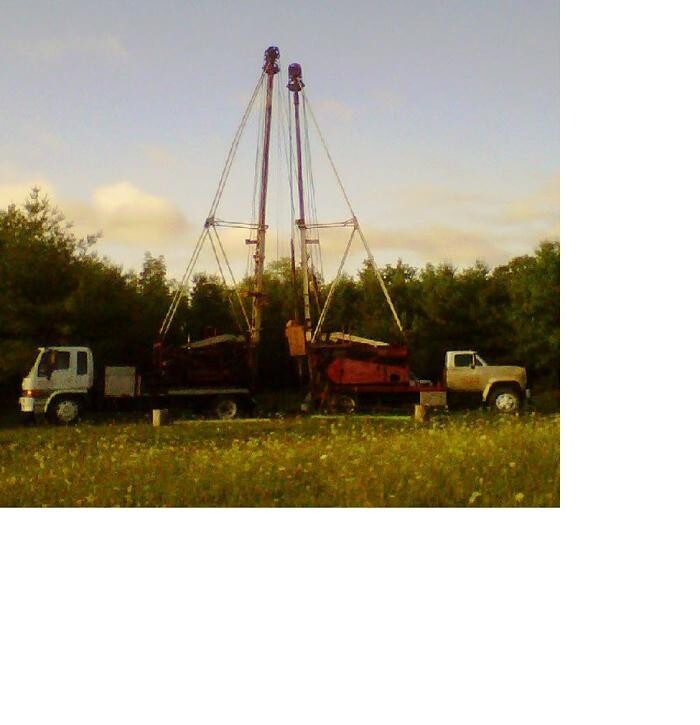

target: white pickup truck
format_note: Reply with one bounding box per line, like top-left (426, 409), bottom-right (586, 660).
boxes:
top-left (19, 344), bottom-right (252, 424)
top-left (443, 350), bottom-right (529, 413)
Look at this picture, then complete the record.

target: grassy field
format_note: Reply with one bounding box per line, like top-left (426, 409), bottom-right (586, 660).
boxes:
top-left (0, 413), bottom-right (559, 507)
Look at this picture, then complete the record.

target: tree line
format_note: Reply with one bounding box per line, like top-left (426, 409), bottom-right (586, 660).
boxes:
top-left (0, 189), bottom-right (559, 399)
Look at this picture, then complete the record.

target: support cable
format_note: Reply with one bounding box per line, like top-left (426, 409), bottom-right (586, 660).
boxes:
top-left (160, 72), bottom-right (264, 339)
top-left (304, 95), bottom-right (405, 337)
top-left (312, 227), bottom-right (356, 342)
top-left (210, 224), bottom-right (251, 331)
top-left (160, 228), bottom-right (207, 337)
top-left (208, 73), bottom-right (265, 220)
top-left (207, 229), bottom-right (246, 332)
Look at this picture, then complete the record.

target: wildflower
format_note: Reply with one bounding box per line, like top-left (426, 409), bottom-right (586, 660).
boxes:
top-left (514, 492), bottom-right (525, 503)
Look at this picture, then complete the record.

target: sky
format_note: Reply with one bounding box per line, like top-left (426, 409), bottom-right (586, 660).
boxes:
top-left (0, 0), bottom-right (559, 280)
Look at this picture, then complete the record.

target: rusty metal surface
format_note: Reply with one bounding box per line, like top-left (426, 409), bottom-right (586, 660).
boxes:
top-left (420, 390), bottom-right (448, 407)
top-left (285, 321), bottom-right (307, 357)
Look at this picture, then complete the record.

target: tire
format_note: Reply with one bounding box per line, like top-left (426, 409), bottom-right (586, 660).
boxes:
top-left (487, 387), bottom-right (521, 414)
top-left (326, 394), bottom-right (356, 414)
top-left (48, 396), bottom-right (82, 425)
top-left (211, 397), bottom-right (238, 420)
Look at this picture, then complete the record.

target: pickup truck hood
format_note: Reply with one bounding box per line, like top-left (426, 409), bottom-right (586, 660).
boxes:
top-left (484, 365), bottom-right (526, 381)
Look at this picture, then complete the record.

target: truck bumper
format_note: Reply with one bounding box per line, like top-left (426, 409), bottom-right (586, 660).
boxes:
top-left (19, 396), bottom-right (48, 414)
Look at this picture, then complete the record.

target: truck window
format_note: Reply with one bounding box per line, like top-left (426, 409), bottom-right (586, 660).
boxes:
top-left (37, 352), bottom-right (51, 377)
top-left (77, 351), bottom-right (88, 375)
top-left (454, 353), bottom-right (474, 367)
top-left (37, 350), bottom-right (71, 376)
top-left (54, 351), bottom-right (71, 370)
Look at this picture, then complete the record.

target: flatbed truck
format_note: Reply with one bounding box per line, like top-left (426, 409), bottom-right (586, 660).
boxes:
top-left (19, 336), bottom-right (254, 424)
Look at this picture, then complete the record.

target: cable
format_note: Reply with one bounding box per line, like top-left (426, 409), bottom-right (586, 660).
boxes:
top-left (207, 229), bottom-right (247, 332)
top-left (313, 227), bottom-right (356, 341)
top-left (208, 73), bottom-right (265, 220)
top-left (210, 225), bottom-right (251, 331)
top-left (160, 73), bottom-right (264, 339)
top-left (304, 94), bottom-right (405, 337)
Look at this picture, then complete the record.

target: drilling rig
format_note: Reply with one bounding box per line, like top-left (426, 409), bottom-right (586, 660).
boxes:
top-left (283, 62), bottom-right (441, 412)
top-left (152, 46), bottom-right (281, 409)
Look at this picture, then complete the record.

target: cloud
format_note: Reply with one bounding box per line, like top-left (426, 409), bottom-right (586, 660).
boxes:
top-left (0, 180), bottom-right (193, 248)
top-left (385, 178), bottom-right (560, 253)
top-left (302, 179), bottom-right (559, 275)
top-left (0, 181), bottom-right (56, 207)
top-left (65, 182), bottom-right (191, 244)
top-left (500, 178), bottom-right (559, 226)
top-left (1, 177), bottom-right (558, 279)
top-left (311, 222), bottom-right (537, 276)
top-left (11, 34), bottom-right (128, 62)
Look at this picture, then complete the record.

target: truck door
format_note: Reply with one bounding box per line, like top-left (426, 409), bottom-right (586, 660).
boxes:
top-left (48, 350), bottom-right (76, 390)
top-left (446, 353), bottom-right (481, 392)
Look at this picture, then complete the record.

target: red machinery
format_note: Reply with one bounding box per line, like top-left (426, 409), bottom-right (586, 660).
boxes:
top-left (284, 63), bottom-right (442, 410)
top-left (152, 334), bottom-right (250, 390)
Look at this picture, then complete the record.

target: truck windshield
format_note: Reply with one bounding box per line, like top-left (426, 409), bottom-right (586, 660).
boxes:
top-left (36, 352), bottom-right (51, 377)
top-left (36, 350), bottom-right (70, 377)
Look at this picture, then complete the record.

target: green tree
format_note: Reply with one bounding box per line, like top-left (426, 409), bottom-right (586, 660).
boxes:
top-left (0, 188), bottom-right (99, 393)
top-left (187, 273), bottom-right (238, 340)
top-left (491, 241), bottom-right (559, 384)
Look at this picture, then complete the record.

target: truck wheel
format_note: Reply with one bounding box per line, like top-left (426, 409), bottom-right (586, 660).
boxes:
top-left (48, 396), bottom-right (82, 424)
top-left (212, 397), bottom-right (238, 420)
top-left (330, 394), bottom-right (356, 414)
top-left (488, 388), bottom-right (521, 414)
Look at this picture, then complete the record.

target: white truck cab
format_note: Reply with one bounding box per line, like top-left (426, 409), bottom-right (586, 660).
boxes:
top-left (19, 346), bottom-right (94, 422)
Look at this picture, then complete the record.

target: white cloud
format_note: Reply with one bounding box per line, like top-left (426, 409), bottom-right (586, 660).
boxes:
top-left (0, 180), bottom-right (193, 249)
top-left (1, 177), bottom-right (558, 278)
top-left (0, 181), bottom-right (54, 207)
top-left (318, 224), bottom-right (511, 271)
top-left (66, 182), bottom-right (191, 244)
top-left (383, 178), bottom-right (560, 256)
